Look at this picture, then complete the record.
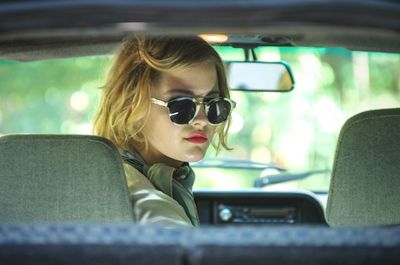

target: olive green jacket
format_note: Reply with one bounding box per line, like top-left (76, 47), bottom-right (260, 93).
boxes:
top-left (123, 150), bottom-right (200, 227)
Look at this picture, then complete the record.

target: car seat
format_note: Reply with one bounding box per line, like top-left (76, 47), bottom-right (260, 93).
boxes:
top-left (326, 108), bottom-right (400, 226)
top-left (0, 134), bottom-right (133, 223)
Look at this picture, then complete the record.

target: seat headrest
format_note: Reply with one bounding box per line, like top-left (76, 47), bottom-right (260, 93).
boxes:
top-left (0, 134), bottom-right (134, 223)
top-left (326, 108), bottom-right (400, 227)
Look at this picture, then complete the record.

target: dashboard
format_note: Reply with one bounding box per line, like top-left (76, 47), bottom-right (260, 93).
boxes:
top-left (194, 189), bottom-right (327, 225)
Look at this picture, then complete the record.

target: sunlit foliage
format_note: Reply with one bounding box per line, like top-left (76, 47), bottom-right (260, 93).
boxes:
top-left (0, 48), bottom-right (399, 191)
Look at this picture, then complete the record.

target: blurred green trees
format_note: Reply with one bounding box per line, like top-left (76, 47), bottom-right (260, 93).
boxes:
top-left (0, 48), bottom-right (399, 191)
top-left (0, 57), bottom-right (110, 133)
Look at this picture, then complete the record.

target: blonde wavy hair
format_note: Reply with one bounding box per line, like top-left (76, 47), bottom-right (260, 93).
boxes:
top-left (93, 35), bottom-right (232, 153)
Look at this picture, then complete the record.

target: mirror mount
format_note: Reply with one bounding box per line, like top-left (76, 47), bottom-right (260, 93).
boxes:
top-left (243, 48), bottom-right (258, 62)
top-left (231, 44), bottom-right (259, 62)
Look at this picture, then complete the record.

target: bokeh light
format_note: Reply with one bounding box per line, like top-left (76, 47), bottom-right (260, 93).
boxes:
top-left (78, 123), bottom-right (93, 135)
top-left (229, 112), bottom-right (244, 134)
top-left (70, 91), bottom-right (90, 112)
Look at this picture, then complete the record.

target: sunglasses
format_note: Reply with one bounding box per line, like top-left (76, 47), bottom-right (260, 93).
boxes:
top-left (151, 96), bottom-right (236, 125)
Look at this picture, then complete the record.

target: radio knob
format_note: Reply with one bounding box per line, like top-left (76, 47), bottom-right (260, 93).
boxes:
top-left (219, 208), bottom-right (233, 222)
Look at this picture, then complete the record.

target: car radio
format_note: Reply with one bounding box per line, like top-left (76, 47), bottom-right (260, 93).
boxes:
top-left (194, 190), bottom-right (326, 225)
top-left (217, 204), bottom-right (296, 224)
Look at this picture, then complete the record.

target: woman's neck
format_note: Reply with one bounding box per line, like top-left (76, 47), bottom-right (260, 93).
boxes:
top-left (132, 145), bottom-right (183, 168)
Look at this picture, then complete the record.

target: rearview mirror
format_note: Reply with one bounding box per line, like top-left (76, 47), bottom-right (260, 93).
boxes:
top-left (226, 61), bottom-right (295, 92)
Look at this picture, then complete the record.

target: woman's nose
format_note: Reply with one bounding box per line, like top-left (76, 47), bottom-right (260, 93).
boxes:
top-left (191, 104), bottom-right (208, 127)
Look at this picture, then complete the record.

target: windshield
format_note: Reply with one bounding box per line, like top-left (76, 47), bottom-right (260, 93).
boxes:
top-left (1, 47), bottom-right (399, 192)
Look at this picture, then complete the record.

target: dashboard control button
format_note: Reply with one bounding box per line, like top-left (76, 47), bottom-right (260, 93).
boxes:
top-left (219, 208), bottom-right (233, 222)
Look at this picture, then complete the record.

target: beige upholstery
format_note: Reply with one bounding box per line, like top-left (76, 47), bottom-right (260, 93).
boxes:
top-left (326, 108), bottom-right (400, 226)
top-left (0, 134), bottom-right (133, 223)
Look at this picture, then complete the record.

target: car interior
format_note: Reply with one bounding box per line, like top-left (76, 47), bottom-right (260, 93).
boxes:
top-left (326, 108), bottom-right (400, 227)
top-left (0, 0), bottom-right (399, 264)
top-left (0, 134), bottom-right (134, 223)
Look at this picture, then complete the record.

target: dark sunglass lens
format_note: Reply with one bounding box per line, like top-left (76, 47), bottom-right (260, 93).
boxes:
top-left (168, 99), bottom-right (196, 124)
top-left (207, 99), bottom-right (232, 124)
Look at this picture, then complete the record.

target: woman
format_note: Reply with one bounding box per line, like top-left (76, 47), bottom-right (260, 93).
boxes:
top-left (94, 36), bottom-right (236, 227)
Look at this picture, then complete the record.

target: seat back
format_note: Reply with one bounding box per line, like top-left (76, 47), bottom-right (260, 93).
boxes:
top-left (1, 224), bottom-right (400, 265)
top-left (0, 134), bottom-right (133, 223)
top-left (326, 108), bottom-right (400, 226)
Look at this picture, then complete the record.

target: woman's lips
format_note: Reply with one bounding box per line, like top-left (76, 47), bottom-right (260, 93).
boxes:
top-left (185, 133), bottom-right (208, 144)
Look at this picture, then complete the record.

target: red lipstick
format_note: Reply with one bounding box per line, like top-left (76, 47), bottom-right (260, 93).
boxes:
top-left (185, 132), bottom-right (208, 144)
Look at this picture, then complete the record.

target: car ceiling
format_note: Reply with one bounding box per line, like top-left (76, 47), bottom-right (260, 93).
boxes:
top-left (0, 0), bottom-right (399, 61)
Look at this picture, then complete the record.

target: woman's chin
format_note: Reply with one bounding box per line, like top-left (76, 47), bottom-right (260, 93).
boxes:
top-left (182, 152), bottom-right (206, 163)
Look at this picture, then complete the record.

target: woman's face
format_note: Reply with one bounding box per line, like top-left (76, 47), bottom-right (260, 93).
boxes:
top-left (141, 61), bottom-right (219, 168)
